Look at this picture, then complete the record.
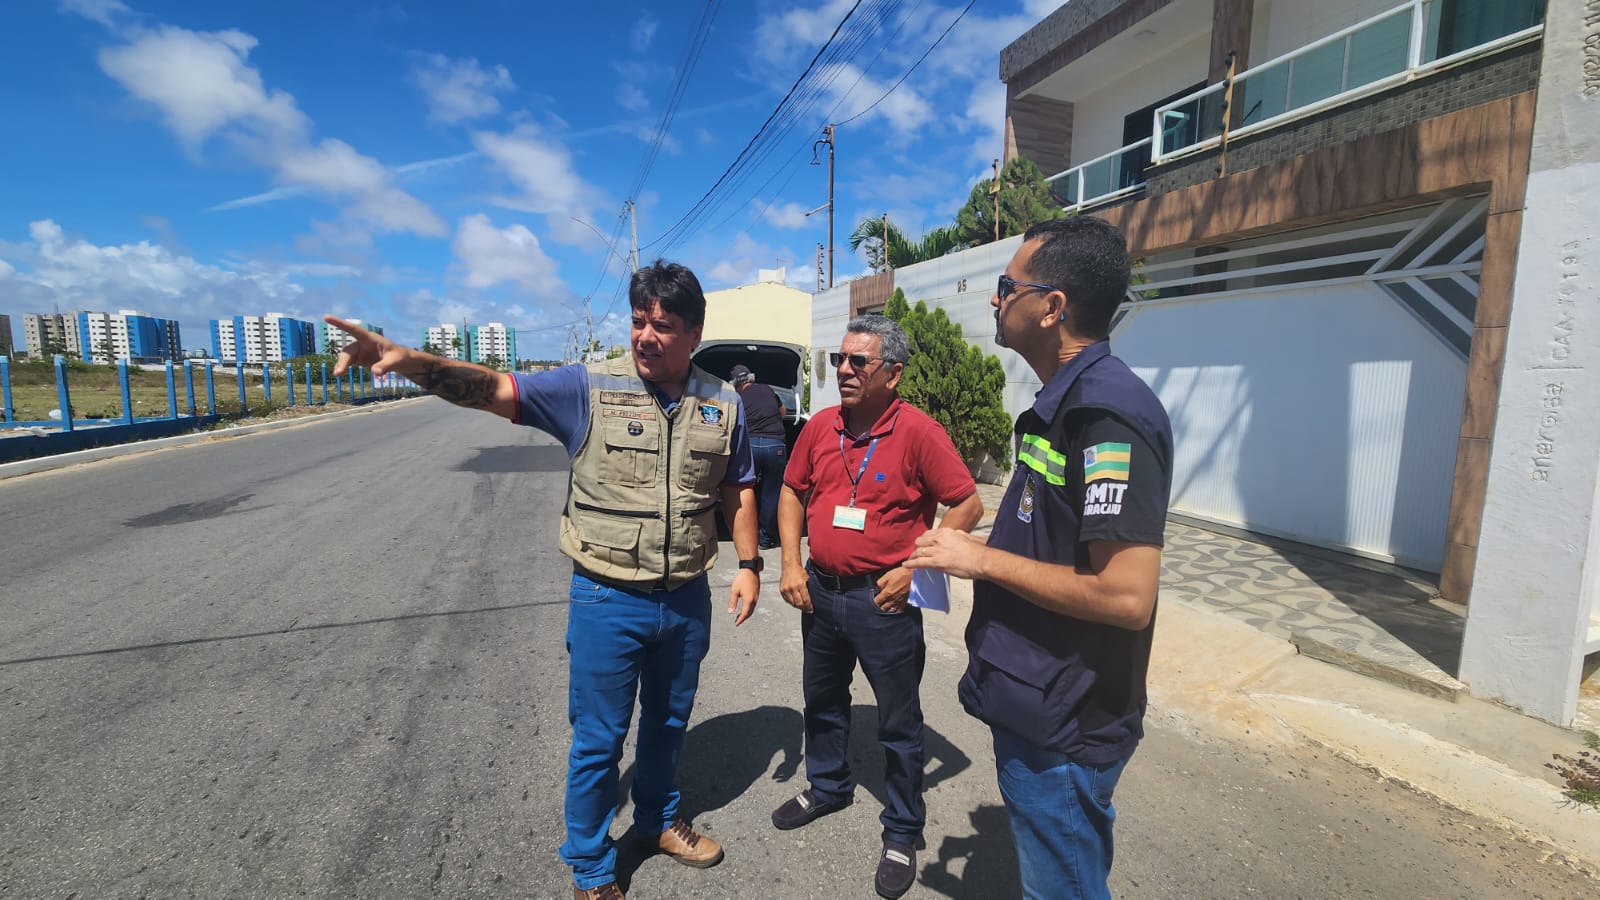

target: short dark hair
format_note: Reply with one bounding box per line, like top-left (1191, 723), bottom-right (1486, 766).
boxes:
top-left (629, 259), bottom-right (707, 330)
top-left (1021, 216), bottom-right (1130, 338)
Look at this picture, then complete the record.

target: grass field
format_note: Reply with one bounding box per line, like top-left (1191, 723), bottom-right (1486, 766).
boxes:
top-left (2, 359), bottom-right (377, 423)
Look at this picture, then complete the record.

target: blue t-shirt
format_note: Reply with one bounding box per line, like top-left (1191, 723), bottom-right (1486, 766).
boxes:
top-left (510, 364), bottom-right (755, 485)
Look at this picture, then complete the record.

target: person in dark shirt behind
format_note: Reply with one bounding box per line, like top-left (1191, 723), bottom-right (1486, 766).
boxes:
top-left (730, 363), bottom-right (788, 549)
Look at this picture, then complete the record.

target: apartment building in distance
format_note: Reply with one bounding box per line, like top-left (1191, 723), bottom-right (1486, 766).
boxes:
top-left (422, 323), bottom-right (468, 361)
top-left (74, 310), bottom-right (183, 363)
top-left (21, 313), bottom-right (74, 358)
top-left (210, 313), bottom-right (317, 364)
top-left (467, 323), bottom-right (516, 367)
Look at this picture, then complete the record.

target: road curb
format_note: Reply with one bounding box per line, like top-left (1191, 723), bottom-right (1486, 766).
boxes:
top-left (0, 397), bottom-right (430, 481)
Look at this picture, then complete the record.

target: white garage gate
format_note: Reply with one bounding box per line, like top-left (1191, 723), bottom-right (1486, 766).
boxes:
top-left (1111, 197), bottom-right (1486, 571)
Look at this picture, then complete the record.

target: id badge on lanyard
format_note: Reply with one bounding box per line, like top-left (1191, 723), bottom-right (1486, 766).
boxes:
top-left (833, 433), bottom-right (878, 532)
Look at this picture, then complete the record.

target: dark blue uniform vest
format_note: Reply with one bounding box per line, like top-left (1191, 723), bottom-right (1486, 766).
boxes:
top-left (959, 340), bottom-right (1174, 764)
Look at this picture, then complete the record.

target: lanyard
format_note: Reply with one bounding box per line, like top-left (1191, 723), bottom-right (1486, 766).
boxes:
top-left (839, 432), bottom-right (881, 508)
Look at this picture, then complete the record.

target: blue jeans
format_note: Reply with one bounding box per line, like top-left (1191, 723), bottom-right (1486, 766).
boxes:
top-left (801, 573), bottom-right (926, 843)
top-left (560, 572), bottom-right (712, 890)
top-left (750, 436), bottom-right (787, 547)
top-left (993, 728), bottom-right (1128, 900)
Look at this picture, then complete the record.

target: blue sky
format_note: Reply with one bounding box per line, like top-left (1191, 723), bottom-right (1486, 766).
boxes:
top-left (1, 0), bottom-right (1055, 359)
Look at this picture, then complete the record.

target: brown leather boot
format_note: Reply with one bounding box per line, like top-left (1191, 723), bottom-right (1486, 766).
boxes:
top-left (642, 819), bottom-right (724, 868)
top-left (572, 882), bottom-right (624, 900)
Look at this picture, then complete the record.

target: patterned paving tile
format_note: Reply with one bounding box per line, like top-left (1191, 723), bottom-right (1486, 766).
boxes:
top-left (973, 484), bottom-right (1464, 688)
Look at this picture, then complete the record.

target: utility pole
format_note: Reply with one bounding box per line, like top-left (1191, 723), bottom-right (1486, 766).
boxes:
top-left (816, 242), bottom-right (825, 291)
top-left (811, 125), bottom-right (836, 288)
top-left (627, 199), bottom-right (640, 272)
top-left (990, 158), bottom-right (1001, 242)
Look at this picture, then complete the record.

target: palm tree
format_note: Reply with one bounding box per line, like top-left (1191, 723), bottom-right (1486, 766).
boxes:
top-left (849, 216), bottom-right (967, 272)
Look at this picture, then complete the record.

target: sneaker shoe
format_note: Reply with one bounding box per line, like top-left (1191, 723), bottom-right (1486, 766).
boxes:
top-left (875, 840), bottom-right (916, 899)
top-left (573, 882), bottom-right (624, 900)
top-left (641, 819), bottom-right (724, 868)
top-left (771, 788), bottom-right (852, 830)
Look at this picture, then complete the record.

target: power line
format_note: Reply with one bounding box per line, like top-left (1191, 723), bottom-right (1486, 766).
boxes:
top-left (641, 0), bottom-right (875, 254)
top-left (667, 0), bottom-right (898, 251)
top-left (627, 0), bottom-right (722, 201)
top-left (838, 0), bottom-right (975, 127)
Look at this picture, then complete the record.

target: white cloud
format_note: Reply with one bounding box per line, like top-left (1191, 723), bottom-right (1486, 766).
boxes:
top-left (616, 83), bottom-right (649, 112)
top-left (696, 231), bottom-right (814, 289)
top-left (451, 213), bottom-right (562, 291)
top-left (754, 0), bottom-right (859, 63)
top-left (93, 21), bottom-right (443, 237)
top-left (629, 16), bottom-right (659, 53)
top-left (626, 123), bottom-right (680, 154)
top-left (60, 0), bottom-right (130, 29)
top-left (0, 258), bottom-right (14, 280)
top-left (211, 149), bottom-right (479, 212)
top-left (1021, 0), bottom-right (1063, 18)
top-left (695, 126), bottom-right (716, 145)
top-left (962, 78), bottom-right (1009, 166)
top-left (763, 201), bottom-right (814, 229)
top-left (1, 219), bottom-right (306, 328)
top-left (410, 53), bottom-right (515, 124)
top-left (99, 26), bottom-right (309, 148)
top-left (472, 125), bottom-right (608, 246)
top-left (277, 140), bottom-right (445, 235)
top-left (818, 62), bottom-right (934, 134)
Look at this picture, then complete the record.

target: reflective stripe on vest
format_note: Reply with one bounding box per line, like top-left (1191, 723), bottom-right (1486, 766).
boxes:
top-left (1019, 433), bottom-right (1068, 486)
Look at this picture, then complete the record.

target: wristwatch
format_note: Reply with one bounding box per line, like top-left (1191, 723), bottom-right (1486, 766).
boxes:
top-left (738, 556), bottom-right (764, 574)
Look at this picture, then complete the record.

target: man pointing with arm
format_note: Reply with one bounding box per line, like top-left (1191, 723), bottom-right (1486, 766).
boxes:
top-left (328, 259), bottom-right (759, 900)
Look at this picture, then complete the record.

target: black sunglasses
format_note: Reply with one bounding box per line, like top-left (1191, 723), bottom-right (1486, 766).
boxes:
top-left (996, 274), bottom-right (1059, 301)
top-left (829, 352), bottom-right (895, 370)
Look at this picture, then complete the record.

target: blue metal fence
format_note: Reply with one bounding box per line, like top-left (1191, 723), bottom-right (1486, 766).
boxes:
top-left (0, 358), bottom-right (421, 464)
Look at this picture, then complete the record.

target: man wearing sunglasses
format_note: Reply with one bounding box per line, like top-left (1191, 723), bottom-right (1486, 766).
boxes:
top-left (907, 216), bottom-right (1173, 900)
top-left (772, 315), bottom-right (983, 899)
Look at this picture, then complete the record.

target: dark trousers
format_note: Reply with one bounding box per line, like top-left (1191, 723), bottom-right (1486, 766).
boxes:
top-left (750, 436), bottom-right (786, 547)
top-left (801, 573), bottom-right (926, 843)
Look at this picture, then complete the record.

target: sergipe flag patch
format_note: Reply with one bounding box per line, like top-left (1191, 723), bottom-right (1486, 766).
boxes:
top-left (1083, 442), bottom-right (1131, 483)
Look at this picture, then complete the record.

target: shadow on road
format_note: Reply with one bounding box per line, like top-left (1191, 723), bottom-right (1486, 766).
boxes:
top-left (613, 702), bottom-right (983, 891)
top-left (455, 445), bottom-right (570, 473)
top-left (920, 803), bottom-right (1021, 899)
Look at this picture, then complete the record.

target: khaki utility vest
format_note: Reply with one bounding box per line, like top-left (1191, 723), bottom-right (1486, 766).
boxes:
top-left (559, 355), bottom-right (738, 589)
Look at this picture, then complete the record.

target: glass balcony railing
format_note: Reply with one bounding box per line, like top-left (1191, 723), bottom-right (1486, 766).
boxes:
top-left (1152, 0), bottom-right (1546, 163)
top-left (1046, 138), bottom-right (1153, 212)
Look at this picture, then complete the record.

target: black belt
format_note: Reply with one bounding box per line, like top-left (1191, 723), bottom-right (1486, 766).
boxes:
top-left (807, 561), bottom-right (892, 593)
top-left (575, 567), bottom-right (670, 594)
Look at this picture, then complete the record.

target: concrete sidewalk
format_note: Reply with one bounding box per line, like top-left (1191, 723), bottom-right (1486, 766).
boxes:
top-left (958, 481), bottom-right (1600, 869)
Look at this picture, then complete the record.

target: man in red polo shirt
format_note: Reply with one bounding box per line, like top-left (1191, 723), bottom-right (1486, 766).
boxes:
top-left (772, 314), bottom-right (983, 899)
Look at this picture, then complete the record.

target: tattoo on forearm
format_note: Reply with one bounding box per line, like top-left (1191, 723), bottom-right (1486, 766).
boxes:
top-left (412, 361), bottom-right (498, 409)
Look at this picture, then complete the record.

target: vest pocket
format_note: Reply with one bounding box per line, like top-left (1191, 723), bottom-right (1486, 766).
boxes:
top-left (680, 503), bottom-right (718, 572)
top-left (679, 425), bottom-right (731, 490)
top-left (575, 510), bottom-right (644, 570)
top-left (965, 624), bottom-right (1077, 749)
top-left (600, 417), bottom-right (660, 485)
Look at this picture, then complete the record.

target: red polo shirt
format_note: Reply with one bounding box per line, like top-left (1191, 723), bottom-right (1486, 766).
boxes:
top-left (785, 396), bottom-right (977, 576)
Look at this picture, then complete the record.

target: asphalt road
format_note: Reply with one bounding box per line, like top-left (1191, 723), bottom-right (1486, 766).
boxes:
top-left (1, 399), bottom-right (1595, 898)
